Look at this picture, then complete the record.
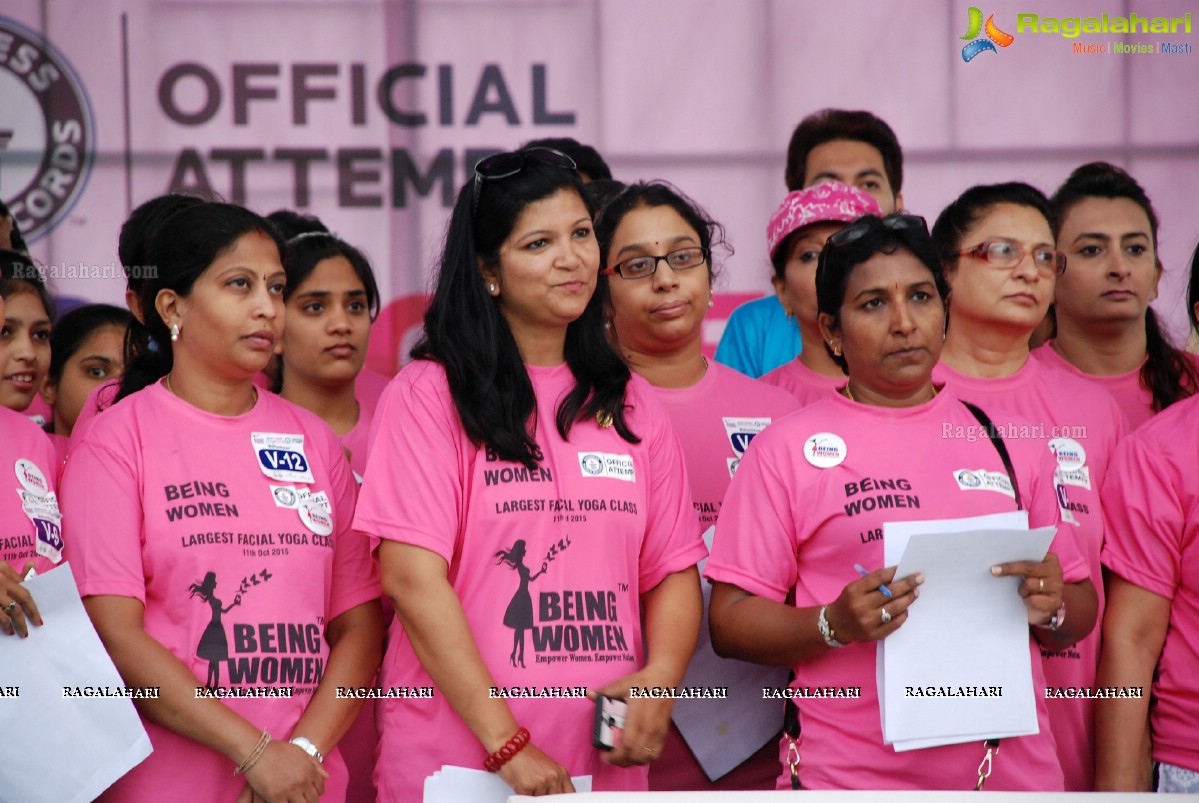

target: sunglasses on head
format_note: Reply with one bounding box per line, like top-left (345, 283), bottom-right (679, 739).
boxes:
top-left (827, 214), bottom-right (929, 248)
top-left (471, 147), bottom-right (578, 220)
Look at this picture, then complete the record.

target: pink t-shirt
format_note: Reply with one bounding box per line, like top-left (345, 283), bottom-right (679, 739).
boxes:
top-left (705, 388), bottom-right (1087, 791)
top-left (934, 357), bottom-right (1128, 791)
top-left (353, 359), bottom-right (706, 802)
top-left (1100, 392), bottom-right (1199, 773)
top-left (647, 360), bottom-right (799, 790)
top-left (1, 407), bottom-right (63, 574)
top-left (1033, 342), bottom-right (1199, 430)
top-left (340, 394), bottom-right (376, 481)
top-left (60, 382), bottom-right (380, 803)
top-left (354, 368), bottom-right (391, 411)
top-left (760, 358), bottom-right (846, 407)
top-left (67, 379), bottom-right (120, 452)
top-left (46, 433), bottom-right (69, 474)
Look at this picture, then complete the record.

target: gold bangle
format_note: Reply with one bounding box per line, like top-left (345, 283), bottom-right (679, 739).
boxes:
top-left (234, 729), bottom-right (272, 775)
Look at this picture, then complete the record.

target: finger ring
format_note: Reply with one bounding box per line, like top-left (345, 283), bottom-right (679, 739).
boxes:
top-left (880, 607), bottom-right (892, 625)
top-left (1039, 578), bottom-right (1045, 593)
top-left (2, 601), bottom-right (16, 616)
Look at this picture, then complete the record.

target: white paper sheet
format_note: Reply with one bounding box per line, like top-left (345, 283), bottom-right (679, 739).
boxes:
top-left (671, 525), bottom-right (789, 780)
top-left (423, 765), bottom-right (591, 802)
top-left (0, 563), bottom-right (152, 802)
top-left (877, 515), bottom-right (1054, 751)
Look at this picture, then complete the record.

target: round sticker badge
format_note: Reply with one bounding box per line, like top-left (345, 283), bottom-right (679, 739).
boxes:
top-left (803, 433), bottom-right (847, 468)
top-left (1048, 438), bottom-right (1086, 471)
top-left (14, 458), bottom-right (50, 496)
top-left (298, 498), bottom-right (333, 536)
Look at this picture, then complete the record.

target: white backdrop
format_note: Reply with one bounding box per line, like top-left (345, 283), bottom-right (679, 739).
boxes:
top-left (3, 0), bottom-right (1198, 373)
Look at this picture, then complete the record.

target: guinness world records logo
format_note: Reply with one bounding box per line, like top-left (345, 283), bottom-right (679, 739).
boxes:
top-left (0, 16), bottom-right (95, 242)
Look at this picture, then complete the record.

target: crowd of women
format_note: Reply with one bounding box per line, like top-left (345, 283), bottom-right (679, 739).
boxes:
top-left (1, 112), bottom-right (1197, 800)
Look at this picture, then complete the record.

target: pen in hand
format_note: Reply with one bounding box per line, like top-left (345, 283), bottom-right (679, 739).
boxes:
top-left (854, 563), bottom-right (893, 598)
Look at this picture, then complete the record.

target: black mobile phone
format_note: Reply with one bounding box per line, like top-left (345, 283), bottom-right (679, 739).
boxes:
top-left (591, 694), bottom-right (628, 751)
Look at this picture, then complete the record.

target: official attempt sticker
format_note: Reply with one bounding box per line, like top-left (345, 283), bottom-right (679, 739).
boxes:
top-left (577, 452), bottom-right (636, 482)
top-left (251, 433), bottom-right (314, 483)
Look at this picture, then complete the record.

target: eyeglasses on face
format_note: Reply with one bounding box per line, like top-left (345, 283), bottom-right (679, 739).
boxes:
top-left (602, 247), bottom-right (709, 280)
top-left (471, 147), bottom-right (578, 219)
top-left (826, 214), bottom-right (929, 248)
top-left (958, 240), bottom-right (1067, 275)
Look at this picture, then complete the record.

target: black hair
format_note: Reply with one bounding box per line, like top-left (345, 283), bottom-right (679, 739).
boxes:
top-left (815, 215), bottom-right (950, 371)
top-left (0, 248), bottom-right (55, 321)
top-left (115, 202), bottom-right (286, 403)
top-left (520, 137), bottom-right (613, 182)
top-left (412, 153), bottom-right (636, 470)
top-left (594, 180), bottom-right (729, 285)
top-left (785, 109), bottom-right (904, 194)
top-left (581, 179), bottom-right (627, 220)
top-left (267, 209), bottom-right (330, 241)
top-left (931, 182), bottom-right (1056, 267)
top-left (1051, 161), bottom-right (1198, 413)
top-left (0, 199), bottom-right (30, 254)
top-left (282, 233), bottom-right (380, 318)
top-left (1188, 240), bottom-right (1199, 336)
top-left (47, 303), bottom-right (132, 385)
top-left (119, 193), bottom-right (209, 294)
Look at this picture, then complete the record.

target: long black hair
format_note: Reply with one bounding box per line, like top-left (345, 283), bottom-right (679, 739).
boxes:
top-left (412, 154), bottom-right (635, 470)
top-left (1050, 162), bottom-right (1198, 413)
top-left (115, 202), bottom-right (285, 403)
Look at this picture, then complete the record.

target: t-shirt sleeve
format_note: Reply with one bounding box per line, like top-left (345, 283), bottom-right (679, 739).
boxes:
top-left (1100, 433), bottom-right (1184, 600)
top-left (636, 401), bottom-right (706, 592)
top-left (352, 364), bottom-right (464, 564)
top-left (326, 430), bottom-right (381, 621)
top-left (704, 433), bottom-right (799, 601)
top-left (714, 302), bottom-right (762, 378)
top-left (60, 434), bottom-right (148, 603)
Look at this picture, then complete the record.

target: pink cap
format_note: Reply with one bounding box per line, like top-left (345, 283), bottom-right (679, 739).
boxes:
top-left (766, 181), bottom-right (882, 259)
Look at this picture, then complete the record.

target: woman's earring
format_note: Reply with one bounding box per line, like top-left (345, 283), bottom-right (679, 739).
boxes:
top-left (603, 321), bottom-right (612, 332)
top-left (708, 297), bottom-right (715, 308)
top-left (487, 283), bottom-right (497, 295)
top-left (170, 324), bottom-right (180, 342)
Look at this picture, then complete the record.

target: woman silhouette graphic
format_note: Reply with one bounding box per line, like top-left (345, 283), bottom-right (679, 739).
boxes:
top-left (188, 572), bottom-right (242, 689)
top-left (494, 540), bottom-right (549, 668)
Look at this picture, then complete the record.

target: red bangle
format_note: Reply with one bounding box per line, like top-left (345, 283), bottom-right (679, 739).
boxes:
top-left (483, 726), bottom-right (530, 773)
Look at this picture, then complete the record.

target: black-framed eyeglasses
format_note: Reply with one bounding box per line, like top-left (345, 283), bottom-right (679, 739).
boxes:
top-left (958, 240), bottom-right (1067, 276)
top-left (827, 214), bottom-right (929, 248)
top-left (471, 147), bottom-right (578, 219)
top-left (603, 247), bottom-right (709, 280)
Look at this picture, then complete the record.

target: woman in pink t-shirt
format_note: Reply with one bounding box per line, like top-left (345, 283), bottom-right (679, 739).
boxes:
top-left (1096, 394), bottom-right (1199, 792)
top-left (758, 182), bottom-right (880, 405)
top-left (1038, 162), bottom-right (1199, 428)
top-left (0, 289), bottom-right (61, 638)
top-left (60, 201), bottom-right (383, 803)
top-left (930, 182), bottom-right (1129, 790)
top-left (278, 231), bottom-right (383, 803)
top-left (596, 181), bottom-right (800, 791)
top-left (353, 149), bottom-right (706, 801)
top-left (278, 233), bottom-right (381, 480)
top-left (706, 214), bottom-right (1098, 791)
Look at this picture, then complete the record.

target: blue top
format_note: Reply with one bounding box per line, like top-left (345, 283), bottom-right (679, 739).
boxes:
top-left (714, 295), bottom-right (802, 378)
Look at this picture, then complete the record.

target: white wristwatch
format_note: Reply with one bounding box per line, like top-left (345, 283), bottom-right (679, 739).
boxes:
top-left (290, 736), bottom-right (324, 764)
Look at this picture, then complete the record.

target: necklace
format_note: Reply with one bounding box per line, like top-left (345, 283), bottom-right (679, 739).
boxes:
top-left (164, 373), bottom-right (258, 415)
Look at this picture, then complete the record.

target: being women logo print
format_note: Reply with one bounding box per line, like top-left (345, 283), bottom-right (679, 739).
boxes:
top-left (961, 7), bottom-right (1016, 61)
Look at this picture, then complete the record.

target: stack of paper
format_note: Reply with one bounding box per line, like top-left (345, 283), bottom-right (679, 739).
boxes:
top-left (0, 563), bottom-right (153, 802)
top-left (424, 766), bottom-right (591, 802)
top-left (877, 512), bottom-right (1054, 751)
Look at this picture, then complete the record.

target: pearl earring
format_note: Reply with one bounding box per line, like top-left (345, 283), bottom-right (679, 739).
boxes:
top-left (708, 297), bottom-right (715, 308)
top-left (488, 283), bottom-right (497, 295)
top-left (170, 324), bottom-right (180, 342)
top-left (603, 321), bottom-right (612, 331)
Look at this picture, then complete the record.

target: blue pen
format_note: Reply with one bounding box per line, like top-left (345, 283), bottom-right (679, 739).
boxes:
top-left (855, 563), bottom-right (893, 598)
